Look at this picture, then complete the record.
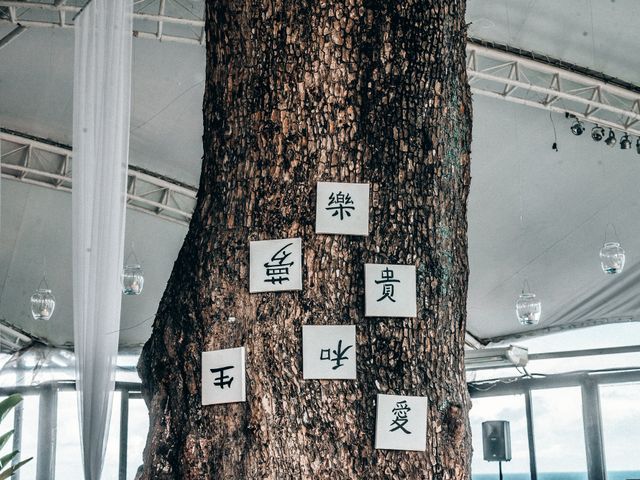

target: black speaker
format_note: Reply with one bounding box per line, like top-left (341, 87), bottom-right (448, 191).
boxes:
top-left (482, 420), bottom-right (512, 462)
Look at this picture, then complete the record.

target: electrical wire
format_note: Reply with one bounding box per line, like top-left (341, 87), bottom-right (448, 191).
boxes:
top-left (549, 110), bottom-right (558, 151)
top-left (130, 79), bottom-right (204, 133)
top-left (469, 366), bottom-right (640, 393)
top-left (106, 314), bottom-right (156, 335)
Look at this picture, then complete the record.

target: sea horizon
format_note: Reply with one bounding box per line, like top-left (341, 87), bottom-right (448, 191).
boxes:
top-left (473, 471), bottom-right (640, 480)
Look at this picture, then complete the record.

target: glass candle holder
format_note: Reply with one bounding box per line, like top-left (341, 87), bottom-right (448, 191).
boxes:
top-left (31, 288), bottom-right (56, 321)
top-left (600, 242), bottom-right (625, 275)
top-left (122, 264), bottom-right (144, 295)
top-left (516, 293), bottom-right (541, 326)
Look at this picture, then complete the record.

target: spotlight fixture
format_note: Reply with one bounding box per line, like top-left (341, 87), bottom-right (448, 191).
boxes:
top-left (604, 129), bottom-right (616, 147)
top-left (570, 120), bottom-right (585, 135)
top-left (620, 134), bottom-right (632, 150)
top-left (591, 125), bottom-right (605, 142)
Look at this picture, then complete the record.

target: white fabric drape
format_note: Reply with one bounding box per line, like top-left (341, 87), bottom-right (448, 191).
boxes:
top-left (72, 1), bottom-right (132, 479)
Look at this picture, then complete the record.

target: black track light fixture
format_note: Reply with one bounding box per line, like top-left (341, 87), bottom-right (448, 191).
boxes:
top-left (565, 113), bottom-right (637, 154)
top-left (620, 134), bottom-right (632, 150)
top-left (591, 125), bottom-right (605, 142)
top-left (604, 129), bottom-right (617, 147)
top-left (570, 120), bottom-right (585, 135)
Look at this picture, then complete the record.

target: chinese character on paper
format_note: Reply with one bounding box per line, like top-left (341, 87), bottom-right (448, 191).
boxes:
top-left (202, 347), bottom-right (246, 405)
top-left (325, 191), bottom-right (355, 221)
top-left (302, 325), bottom-right (356, 379)
top-left (375, 267), bottom-right (400, 302)
top-left (319, 339), bottom-right (353, 370)
top-left (390, 400), bottom-right (411, 434)
top-left (209, 365), bottom-right (234, 389)
top-left (264, 242), bottom-right (294, 285)
top-left (375, 394), bottom-right (426, 450)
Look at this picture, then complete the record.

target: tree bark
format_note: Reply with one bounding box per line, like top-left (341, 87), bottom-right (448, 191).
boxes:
top-left (138, 0), bottom-right (472, 478)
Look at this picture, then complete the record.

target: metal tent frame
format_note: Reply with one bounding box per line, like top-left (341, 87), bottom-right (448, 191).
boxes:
top-left (1, 128), bottom-right (197, 226)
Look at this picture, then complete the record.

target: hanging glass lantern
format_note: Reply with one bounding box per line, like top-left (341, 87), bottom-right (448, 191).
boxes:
top-left (31, 282), bottom-right (56, 321)
top-left (516, 281), bottom-right (541, 326)
top-left (122, 264), bottom-right (144, 295)
top-left (600, 242), bottom-right (625, 275)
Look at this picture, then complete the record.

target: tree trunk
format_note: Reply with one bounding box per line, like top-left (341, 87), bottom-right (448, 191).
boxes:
top-left (138, 0), bottom-right (472, 478)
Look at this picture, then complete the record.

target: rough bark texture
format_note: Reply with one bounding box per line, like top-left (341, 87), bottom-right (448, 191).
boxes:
top-left (138, 0), bottom-right (472, 478)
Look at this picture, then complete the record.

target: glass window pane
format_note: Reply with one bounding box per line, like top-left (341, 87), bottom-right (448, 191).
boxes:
top-left (470, 394), bottom-right (530, 479)
top-left (56, 390), bottom-right (121, 478)
top-left (531, 387), bottom-right (587, 478)
top-left (102, 391), bottom-right (121, 480)
top-left (56, 391), bottom-right (82, 478)
top-left (127, 398), bottom-right (148, 479)
top-left (600, 382), bottom-right (640, 480)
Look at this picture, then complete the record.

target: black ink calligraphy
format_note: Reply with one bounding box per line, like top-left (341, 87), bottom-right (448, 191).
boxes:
top-left (374, 267), bottom-right (400, 302)
top-left (326, 191), bottom-right (355, 221)
top-left (320, 339), bottom-right (353, 370)
top-left (390, 400), bottom-right (411, 434)
top-left (264, 242), bottom-right (294, 285)
top-left (210, 365), bottom-right (234, 389)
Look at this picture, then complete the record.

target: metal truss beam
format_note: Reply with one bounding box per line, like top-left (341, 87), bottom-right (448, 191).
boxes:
top-left (0, 129), bottom-right (197, 226)
top-left (0, 23), bottom-right (26, 49)
top-left (0, 319), bottom-right (34, 352)
top-left (3, 5), bottom-right (640, 134)
top-left (0, 0), bottom-right (205, 45)
top-left (467, 41), bottom-right (640, 136)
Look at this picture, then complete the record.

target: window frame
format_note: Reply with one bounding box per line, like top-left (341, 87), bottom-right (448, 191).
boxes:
top-left (469, 369), bottom-right (640, 480)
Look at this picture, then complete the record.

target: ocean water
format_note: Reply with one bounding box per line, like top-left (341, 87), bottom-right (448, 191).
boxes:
top-left (473, 472), bottom-right (640, 480)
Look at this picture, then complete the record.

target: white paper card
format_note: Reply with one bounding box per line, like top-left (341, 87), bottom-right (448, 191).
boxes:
top-left (375, 393), bottom-right (428, 451)
top-left (315, 182), bottom-right (369, 236)
top-left (302, 325), bottom-right (356, 379)
top-left (364, 264), bottom-right (417, 317)
top-left (250, 238), bottom-right (302, 293)
top-left (202, 347), bottom-right (246, 405)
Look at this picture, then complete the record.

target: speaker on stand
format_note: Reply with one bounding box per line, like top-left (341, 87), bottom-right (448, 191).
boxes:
top-left (482, 420), bottom-right (512, 480)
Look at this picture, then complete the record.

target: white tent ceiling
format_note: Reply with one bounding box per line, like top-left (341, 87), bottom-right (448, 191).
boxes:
top-left (0, 0), bottom-right (639, 347)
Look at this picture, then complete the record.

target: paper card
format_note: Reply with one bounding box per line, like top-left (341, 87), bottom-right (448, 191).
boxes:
top-left (302, 325), bottom-right (357, 379)
top-left (375, 393), bottom-right (428, 451)
top-left (364, 264), bottom-right (417, 317)
top-left (249, 238), bottom-right (302, 293)
top-left (315, 182), bottom-right (370, 236)
top-left (202, 347), bottom-right (246, 405)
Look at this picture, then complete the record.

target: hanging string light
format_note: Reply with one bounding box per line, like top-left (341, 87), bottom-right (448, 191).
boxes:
top-left (516, 280), bottom-right (541, 326)
top-left (600, 224), bottom-right (625, 275)
top-left (122, 244), bottom-right (144, 296)
top-left (31, 275), bottom-right (56, 321)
